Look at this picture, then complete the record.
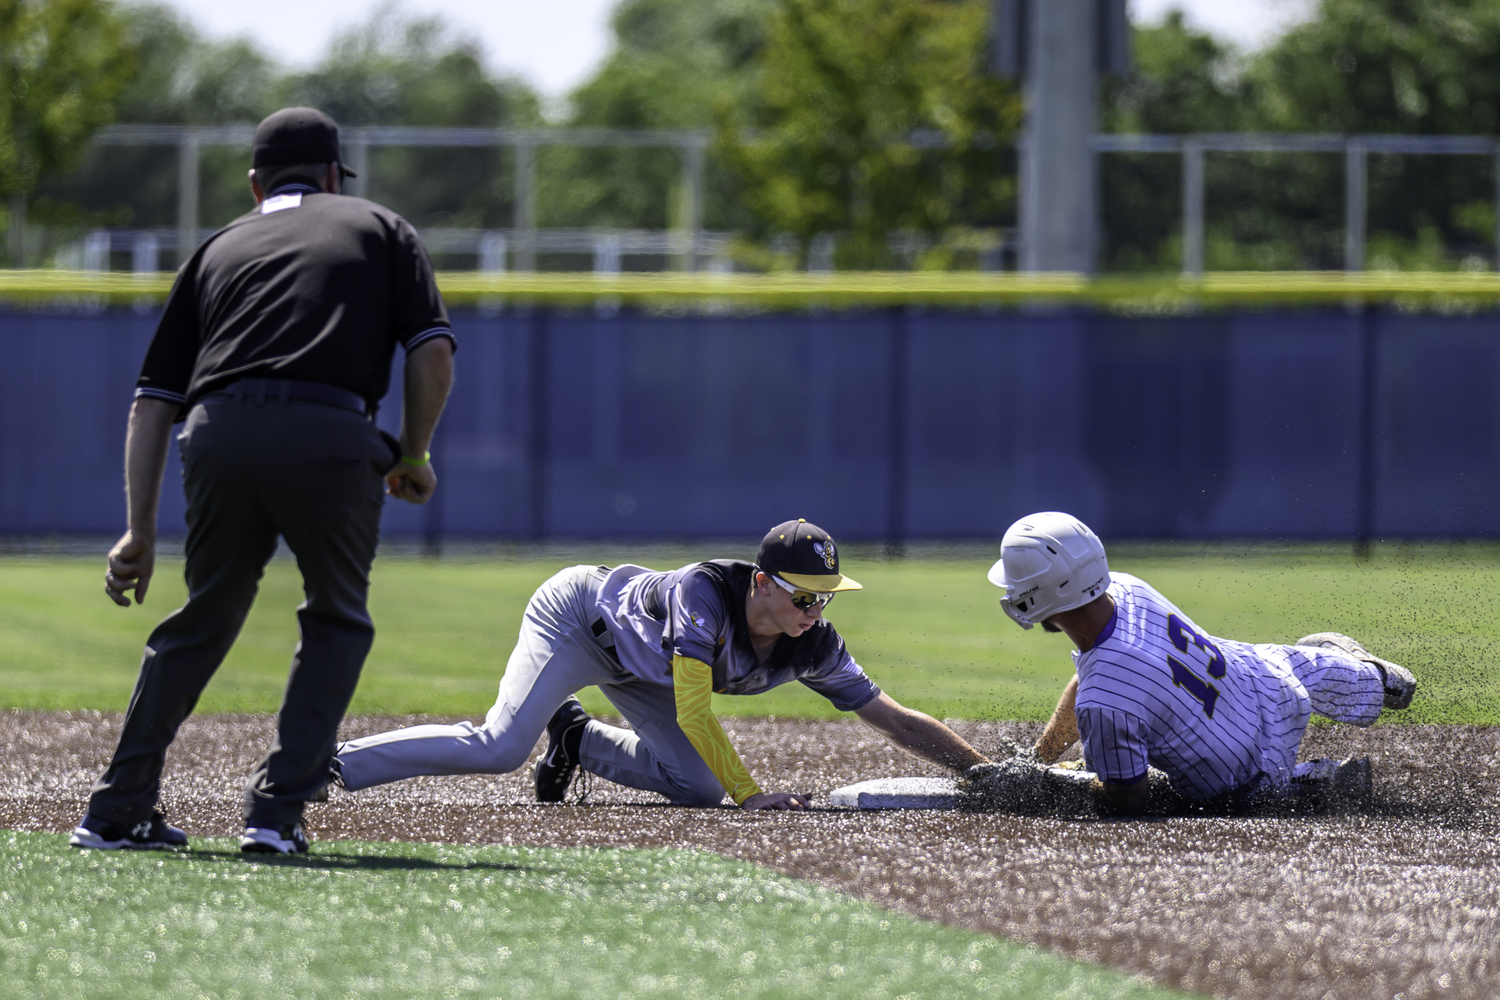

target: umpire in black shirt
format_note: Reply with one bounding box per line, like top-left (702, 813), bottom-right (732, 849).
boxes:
top-left (70, 107), bottom-right (456, 855)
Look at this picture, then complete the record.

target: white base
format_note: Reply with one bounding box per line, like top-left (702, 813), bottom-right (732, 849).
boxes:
top-left (827, 777), bottom-right (962, 809)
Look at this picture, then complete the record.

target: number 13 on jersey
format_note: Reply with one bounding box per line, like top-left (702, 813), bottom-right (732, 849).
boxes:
top-left (1166, 614), bottom-right (1226, 718)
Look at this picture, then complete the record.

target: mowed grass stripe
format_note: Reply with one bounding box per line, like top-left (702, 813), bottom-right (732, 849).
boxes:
top-left (0, 547), bottom-right (1496, 723)
top-left (0, 831), bottom-right (1193, 1000)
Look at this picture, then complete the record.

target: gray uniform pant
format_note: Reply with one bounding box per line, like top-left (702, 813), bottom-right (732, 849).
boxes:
top-left (88, 394), bottom-right (395, 829)
top-left (336, 565), bottom-right (726, 806)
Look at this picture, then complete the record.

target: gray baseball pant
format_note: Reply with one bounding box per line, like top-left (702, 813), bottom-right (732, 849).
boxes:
top-left (336, 564), bottom-right (727, 805)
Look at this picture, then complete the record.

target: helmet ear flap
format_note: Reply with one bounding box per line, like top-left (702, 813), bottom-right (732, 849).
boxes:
top-left (999, 595), bottom-right (1035, 630)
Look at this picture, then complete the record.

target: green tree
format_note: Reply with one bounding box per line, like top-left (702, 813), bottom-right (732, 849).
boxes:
top-left (281, 8), bottom-right (539, 128)
top-left (1, 0), bottom-right (133, 264)
top-left (281, 6), bottom-right (542, 235)
top-left (569, 0), bottom-right (772, 129)
top-left (538, 0), bottom-right (775, 240)
top-left (111, 3), bottom-right (279, 125)
top-left (1250, 0), bottom-right (1500, 134)
top-left (714, 0), bottom-right (1020, 270)
top-left (1245, 0), bottom-right (1500, 267)
top-left (1097, 2), bottom-right (1500, 272)
top-left (35, 3), bottom-right (283, 248)
top-left (1099, 1), bottom-right (1500, 272)
top-left (1098, 12), bottom-right (1251, 271)
top-left (1104, 11), bottom-right (1247, 134)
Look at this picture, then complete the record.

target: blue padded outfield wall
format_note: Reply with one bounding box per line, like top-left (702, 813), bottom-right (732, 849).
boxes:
top-left (1, 306), bottom-right (1494, 541)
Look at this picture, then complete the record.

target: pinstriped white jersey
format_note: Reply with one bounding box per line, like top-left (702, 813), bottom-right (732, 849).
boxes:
top-left (1073, 574), bottom-right (1307, 801)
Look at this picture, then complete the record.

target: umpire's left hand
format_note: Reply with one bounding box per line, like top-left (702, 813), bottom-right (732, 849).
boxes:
top-left (105, 530), bottom-right (156, 606)
top-left (386, 460), bottom-right (437, 504)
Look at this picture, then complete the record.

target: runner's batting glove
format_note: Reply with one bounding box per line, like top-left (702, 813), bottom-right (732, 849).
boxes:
top-left (991, 738), bottom-right (1042, 765)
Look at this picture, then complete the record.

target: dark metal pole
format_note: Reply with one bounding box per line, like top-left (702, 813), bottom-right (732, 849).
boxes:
top-left (1354, 305), bottom-right (1379, 560)
top-left (1494, 146), bottom-right (1500, 274)
top-left (529, 306), bottom-right (550, 541)
top-left (886, 307), bottom-right (908, 557)
top-left (1344, 138), bottom-right (1367, 272)
top-left (1181, 139), bottom-right (1204, 276)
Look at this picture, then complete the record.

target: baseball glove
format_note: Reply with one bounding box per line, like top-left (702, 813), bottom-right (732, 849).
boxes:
top-left (989, 737), bottom-right (1041, 765)
top-left (959, 758), bottom-right (1097, 816)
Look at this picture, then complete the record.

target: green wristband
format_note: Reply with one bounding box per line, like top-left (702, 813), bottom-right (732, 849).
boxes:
top-left (400, 450), bottom-right (431, 467)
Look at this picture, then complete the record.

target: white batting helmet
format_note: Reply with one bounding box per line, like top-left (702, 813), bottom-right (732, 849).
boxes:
top-left (987, 512), bottom-right (1110, 629)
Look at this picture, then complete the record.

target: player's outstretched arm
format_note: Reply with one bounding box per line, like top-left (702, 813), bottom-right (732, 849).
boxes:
top-left (854, 692), bottom-right (987, 773)
top-left (1033, 675), bottom-right (1081, 764)
top-left (105, 397), bottom-right (180, 607)
top-left (672, 655), bottom-right (808, 810)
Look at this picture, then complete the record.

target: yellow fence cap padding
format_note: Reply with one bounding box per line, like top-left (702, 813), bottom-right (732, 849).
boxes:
top-left (5, 269), bottom-right (1500, 309)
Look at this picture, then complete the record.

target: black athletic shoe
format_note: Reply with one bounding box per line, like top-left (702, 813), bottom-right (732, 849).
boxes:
top-left (1287, 756), bottom-right (1374, 813)
top-left (69, 810), bottom-right (188, 851)
top-left (1296, 632), bottom-right (1417, 710)
top-left (1306, 756), bottom-right (1374, 811)
top-left (240, 823), bottom-right (310, 854)
top-left (534, 697), bottom-right (591, 803)
top-left (1330, 756), bottom-right (1374, 806)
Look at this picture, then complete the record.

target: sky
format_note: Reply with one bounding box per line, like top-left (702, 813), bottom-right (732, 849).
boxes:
top-left (159, 0), bottom-right (1318, 103)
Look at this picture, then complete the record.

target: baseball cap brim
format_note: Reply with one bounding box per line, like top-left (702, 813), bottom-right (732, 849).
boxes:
top-left (777, 571), bottom-right (862, 593)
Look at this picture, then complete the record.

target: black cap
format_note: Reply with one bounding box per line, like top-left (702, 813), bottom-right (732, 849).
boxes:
top-left (252, 107), bottom-right (356, 177)
top-left (755, 519), bottom-right (862, 593)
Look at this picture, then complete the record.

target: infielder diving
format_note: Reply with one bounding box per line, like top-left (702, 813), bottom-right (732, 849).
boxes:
top-left (975, 512), bottom-right (1417, 814)
top-left (335, 519), bottom-right (987, 808)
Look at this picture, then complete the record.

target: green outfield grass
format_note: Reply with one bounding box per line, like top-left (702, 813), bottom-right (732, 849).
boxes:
top-left (0, 545), bottom-right (1496, 723)
top-left (0, 831), bottom-right (1191, 1000)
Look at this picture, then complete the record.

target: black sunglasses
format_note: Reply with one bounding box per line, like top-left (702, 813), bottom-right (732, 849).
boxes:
top-left (761, 570), bottom-right (836, 610)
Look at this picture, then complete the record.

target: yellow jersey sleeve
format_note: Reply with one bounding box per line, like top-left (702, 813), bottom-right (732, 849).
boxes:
top-left (672, 654), bottom-right (763, 806)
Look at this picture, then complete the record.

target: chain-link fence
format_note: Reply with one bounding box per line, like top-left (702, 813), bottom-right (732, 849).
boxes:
top-left (14, 126), bottom-right (1500, 274)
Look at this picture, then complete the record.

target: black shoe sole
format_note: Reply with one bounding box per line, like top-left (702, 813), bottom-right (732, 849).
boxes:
top-left (69, 836), bottom-right (185, 851)
top-left (70, 820), bottom-right (187, 851)
top-left (240, 827), bottom-right (309, 854)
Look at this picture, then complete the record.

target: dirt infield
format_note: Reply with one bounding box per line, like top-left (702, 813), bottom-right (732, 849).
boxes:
top-left (3, 710), bottom-right (1497, 1000)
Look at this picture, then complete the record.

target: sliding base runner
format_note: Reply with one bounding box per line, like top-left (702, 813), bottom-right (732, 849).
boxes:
top-left (972, 511), bottom-right (1417, 816)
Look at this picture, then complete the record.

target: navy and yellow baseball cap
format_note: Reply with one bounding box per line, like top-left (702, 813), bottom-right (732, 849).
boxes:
top-left (252, 107), bottom-right (357, 177)
top-left (756, 519), bottom-right (862, 593)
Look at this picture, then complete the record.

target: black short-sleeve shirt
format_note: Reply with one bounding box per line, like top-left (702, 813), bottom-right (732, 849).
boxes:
top-left (135, 183), bottom-right (454, 413)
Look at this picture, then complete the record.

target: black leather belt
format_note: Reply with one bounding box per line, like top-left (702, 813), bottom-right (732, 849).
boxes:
top-left (590, 617), bottom-right (617, 648)
top-left (589, 616), bottom-right (622, 666)
top-left (206, 378), bottom-right (371, 417)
